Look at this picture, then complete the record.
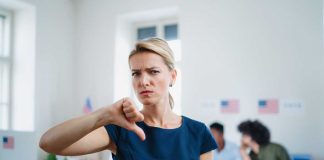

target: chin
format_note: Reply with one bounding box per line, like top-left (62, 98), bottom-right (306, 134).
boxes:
top-left (141, 100), bottom-right (154, 106)
top-left (139, 98), bottom-right (156, 106)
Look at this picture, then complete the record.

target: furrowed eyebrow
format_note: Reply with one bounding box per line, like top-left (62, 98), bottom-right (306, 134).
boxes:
top-left (131, 67), bottom-right (160, 72)
top-left (147, 67), bottom-right (160, 70)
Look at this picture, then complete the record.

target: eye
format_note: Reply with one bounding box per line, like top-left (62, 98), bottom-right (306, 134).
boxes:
top-left (151, 70), bottom-right (160, 75)
top-left (132, 72), bottom-right (140, 77)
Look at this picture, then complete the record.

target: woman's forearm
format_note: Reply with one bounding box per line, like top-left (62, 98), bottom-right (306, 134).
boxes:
top-left (39, 106), bottom-right (112, 153)
top-left (240, 148), bottom-right (251, 160)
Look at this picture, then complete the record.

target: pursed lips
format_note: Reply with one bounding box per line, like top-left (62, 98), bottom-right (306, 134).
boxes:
top-left (140, 90), bottom-right (154, 95)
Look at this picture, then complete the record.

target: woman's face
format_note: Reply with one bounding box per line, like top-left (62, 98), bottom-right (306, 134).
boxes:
top-left (241, 134), bottom-right (253, 146)
top-left (129, 52), bottom-right (176, 106)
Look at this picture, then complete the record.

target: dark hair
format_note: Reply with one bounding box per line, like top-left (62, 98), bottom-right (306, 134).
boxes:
top-left (238, 120), bottom-right (270, 145)
top-left (210, 122), bottom-right (224, 134)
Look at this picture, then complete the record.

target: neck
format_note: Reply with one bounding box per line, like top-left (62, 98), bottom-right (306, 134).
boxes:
top-left (141, 98), bottom-right (180, 128)
top-left (217, 139), bottom-right (225, 152)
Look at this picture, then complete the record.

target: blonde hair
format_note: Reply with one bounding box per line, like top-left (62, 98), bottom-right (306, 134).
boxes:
top-left (129, 38), bottom-right (175, 108)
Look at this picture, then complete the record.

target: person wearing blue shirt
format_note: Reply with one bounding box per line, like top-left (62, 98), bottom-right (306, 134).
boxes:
top-left (210, 122), bottom-right (241, 160)
top-left (106, 115), bottom-right (216, 160)
top-left (39, 38), bottom-right (217, 160)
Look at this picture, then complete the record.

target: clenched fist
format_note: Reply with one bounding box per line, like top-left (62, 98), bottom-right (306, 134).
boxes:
top-left (107, 97), bottom-right (146, 141)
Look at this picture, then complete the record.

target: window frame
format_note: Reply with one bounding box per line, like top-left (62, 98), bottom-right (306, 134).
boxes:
top-left (133, 18), bottom-right (178, 43)
top-left (0, 8), bottom-right (13, 130)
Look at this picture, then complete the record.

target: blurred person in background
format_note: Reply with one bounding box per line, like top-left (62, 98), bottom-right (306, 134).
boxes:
top-left (238, 120), bottom-right (290, 160)
top-left (210, 122), bottom-right (241, 160)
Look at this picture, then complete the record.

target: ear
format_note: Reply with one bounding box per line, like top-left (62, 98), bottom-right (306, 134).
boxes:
top-left (170, 68), bottom-right (177, 86)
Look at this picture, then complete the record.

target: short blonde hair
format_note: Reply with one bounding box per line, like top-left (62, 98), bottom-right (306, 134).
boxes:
top-left (129, 38), bottom-right (175, 108)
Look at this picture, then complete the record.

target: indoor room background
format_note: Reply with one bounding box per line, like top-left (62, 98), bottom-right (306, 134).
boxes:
top-left (0, 0), bottom-right (323, 160)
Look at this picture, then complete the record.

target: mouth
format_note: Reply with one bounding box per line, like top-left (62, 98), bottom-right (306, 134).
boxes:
top-left (140, 90), bottom-right (154, 95)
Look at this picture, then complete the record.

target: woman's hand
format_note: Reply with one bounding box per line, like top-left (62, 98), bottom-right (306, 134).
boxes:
top-left (39, 97), bottom-right (145, 156)
top-left (108, 97), bottom-right (146, 141)
top-left (240, 142), bottom-right (251, 160)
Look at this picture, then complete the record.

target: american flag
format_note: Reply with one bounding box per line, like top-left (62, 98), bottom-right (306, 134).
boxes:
top-left (258, 99), bottom-right (279, 114)
top-left (83, 97), bottom-right (93, 114)
top-left (220, 99), bottom-right (239, 113)
top-left (2, 136), bottom-right (14, 149)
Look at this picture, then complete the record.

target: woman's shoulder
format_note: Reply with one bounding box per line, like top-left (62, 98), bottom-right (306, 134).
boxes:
top-left (267, 142), bottom-right (288, 151)
top-left (261, 142), bottom-right (289, 155)
top-left (182, 115), bottom-right (205, 125)
top-left (182, 115), bottom-right (218, 153)
top-left (265, 142), bottom-right (284, 148)
top-left (182, 116), bottom-right (208, 132)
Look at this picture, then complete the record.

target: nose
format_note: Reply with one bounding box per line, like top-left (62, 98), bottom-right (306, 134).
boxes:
top-left (139, 73), bottom-right (150, 88)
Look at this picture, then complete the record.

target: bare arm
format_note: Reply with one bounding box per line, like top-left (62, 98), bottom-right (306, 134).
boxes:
top-left (39, 105), bottom-right (114, 155)
top-left (39, 98), bottom-right (145, 156)
top-left (240, 145), bottom-right (251, 160)
top-left (200, 151), bottom-right (214, 160)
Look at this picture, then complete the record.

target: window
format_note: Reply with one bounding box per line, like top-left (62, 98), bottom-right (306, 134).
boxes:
top-left (137, 26), bottom-right (156, 40)
top-left (134, 20), bottom-right (182, 115)
top-left (0, 9), bottom-right (12, 130)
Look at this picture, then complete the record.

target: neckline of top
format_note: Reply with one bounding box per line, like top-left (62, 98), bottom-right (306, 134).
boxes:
top-left (139, 115), bottom-right (185, 131)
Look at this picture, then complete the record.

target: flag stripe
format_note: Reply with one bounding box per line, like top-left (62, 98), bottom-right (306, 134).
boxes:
top-left (258, 99), bottom-right (279, 114)
top-left (220, 99), bottom-right (239, 113)
top-left (3, 136), bottom-right (14, 149)
top-left (83, 97), bottom-right (93, 114)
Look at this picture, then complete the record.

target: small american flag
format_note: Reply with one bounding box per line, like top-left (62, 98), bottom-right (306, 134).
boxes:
top-left (83, 97), bottom-right (93, 114)
top-left (220, 99), bottom-right (239, 113)
top-left (3, 136), bottom-right (14, 149)
top-left (258, 99), bottom-right (279, 114)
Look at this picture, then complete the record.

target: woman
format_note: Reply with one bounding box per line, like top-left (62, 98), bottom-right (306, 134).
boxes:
top-left (238, 120), bottom-right (290, 160)
top-left (39, 38), bottom-right (217, 160)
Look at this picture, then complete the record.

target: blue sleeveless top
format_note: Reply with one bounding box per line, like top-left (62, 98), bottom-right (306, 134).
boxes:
top-left (104, 116), bottom-right (217, 160)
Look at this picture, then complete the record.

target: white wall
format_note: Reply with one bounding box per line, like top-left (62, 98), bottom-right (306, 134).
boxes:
top-left (34, 0), bottom-right (76, 159)
top-left (6, 0), bottom-right (76, 159)
top-left (181, 0), bottom-right (323, 158)
top-left (11, 1), bottom-right (36, 132)
top-left (74, 0), bottom-right (116, 109)
top-left (321, 1), bottom-right (324, 157)
top-left (74, 0), bottom-right (324, 159)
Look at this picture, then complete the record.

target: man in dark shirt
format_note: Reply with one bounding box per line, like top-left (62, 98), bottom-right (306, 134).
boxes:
top-left (238, 120), bottom-right (290, 160)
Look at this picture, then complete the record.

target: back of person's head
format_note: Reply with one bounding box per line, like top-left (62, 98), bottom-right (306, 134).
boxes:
top-left (238, 120), bottom-right (270, 146)
top-left (210, 122), bottom-right (224, 134)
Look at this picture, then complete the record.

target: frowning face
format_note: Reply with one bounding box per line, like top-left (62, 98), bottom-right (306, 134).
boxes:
top-left (129, 52), bottom-right (176, 106)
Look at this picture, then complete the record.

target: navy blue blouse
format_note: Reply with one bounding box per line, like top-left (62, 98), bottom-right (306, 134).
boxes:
top-left (105, 116), bottom-right (217, 160)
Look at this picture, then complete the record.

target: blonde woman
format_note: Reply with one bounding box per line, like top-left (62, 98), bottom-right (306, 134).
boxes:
top-left (39, 38), bottom-right (217, 159)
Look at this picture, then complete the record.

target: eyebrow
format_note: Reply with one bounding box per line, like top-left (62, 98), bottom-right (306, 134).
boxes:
top-left (131, 67), bottom-right (160, 72)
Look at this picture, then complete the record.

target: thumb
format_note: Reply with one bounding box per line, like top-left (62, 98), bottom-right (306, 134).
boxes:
top-left (128, 123), bottom-right (146, 141)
